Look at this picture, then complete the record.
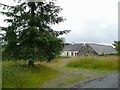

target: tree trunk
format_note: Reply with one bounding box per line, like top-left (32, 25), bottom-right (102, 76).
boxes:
top-left (28, 60), bottom-right (34, 66)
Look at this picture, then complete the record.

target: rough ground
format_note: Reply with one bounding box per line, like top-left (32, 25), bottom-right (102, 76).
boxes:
top-left (41, 58), bottom-right (118, 88)
top-left (70, 71), bottom-right (118, 88)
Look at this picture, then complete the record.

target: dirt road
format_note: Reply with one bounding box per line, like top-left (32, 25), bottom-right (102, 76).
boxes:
top-left (70, 71), bottom-right (119, 88)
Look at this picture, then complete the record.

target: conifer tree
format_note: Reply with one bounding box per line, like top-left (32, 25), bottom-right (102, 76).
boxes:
top-left (0, 0), bottom-right (70, 63)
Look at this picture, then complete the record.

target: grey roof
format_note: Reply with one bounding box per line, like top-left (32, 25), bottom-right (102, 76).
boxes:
top-left (87, 43), bottom-right (117, 55)
top-left (63, 43), bottom-right (84, 51)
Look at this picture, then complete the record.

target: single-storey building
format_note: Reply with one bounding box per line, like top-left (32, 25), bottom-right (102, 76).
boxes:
top-left (61, 43), bottom-right (117, 56)
top-left (61, 43), bottom-right (84, 56)
top-left (78, 43), bottom-right (117, 56)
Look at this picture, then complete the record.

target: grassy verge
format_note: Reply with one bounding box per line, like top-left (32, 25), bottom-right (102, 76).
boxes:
top-left (66, 56), bottom-right (118, 71)
top-left (2, 60), bottom-right (59, 88)
top-left (55, 56), bottom-right (71, 59)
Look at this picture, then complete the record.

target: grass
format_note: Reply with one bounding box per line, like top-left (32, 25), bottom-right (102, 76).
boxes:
top-left (0, 61), bottom-right (2, 89)
top-left (2, 56), bottom-right (118, 88)
top-left (66, 56), bottom-right (118, 71)
top-left (34, 56), bottom-right (118, 88)
top-left (55, 55), bottom-right (71, 59)
top-left (41, 59), bottom-right (89, 88)
top-left (2, 60), bottom-right (59, 88)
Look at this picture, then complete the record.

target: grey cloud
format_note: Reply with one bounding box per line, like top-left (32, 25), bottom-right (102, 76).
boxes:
top-left (62, 19), bottom-right (118, 44)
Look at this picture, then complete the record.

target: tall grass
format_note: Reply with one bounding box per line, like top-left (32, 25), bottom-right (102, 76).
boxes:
top-left (0, 61), bottom-right (2, 89)
top-left (2, 60), bottom-right (59, 88)
top-left (55, 56), bottom-right (71, 59)
top-left (67, 56), bottom-right (118, 71)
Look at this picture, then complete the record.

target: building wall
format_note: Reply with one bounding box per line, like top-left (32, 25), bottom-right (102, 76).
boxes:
top-left (78, 44), bottom-right (98, 56)
top-left (61, 51), bottom-right (78, 56)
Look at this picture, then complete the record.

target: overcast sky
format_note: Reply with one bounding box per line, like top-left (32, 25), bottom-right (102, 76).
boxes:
top-left (0, 0), bottom-right (119, 45)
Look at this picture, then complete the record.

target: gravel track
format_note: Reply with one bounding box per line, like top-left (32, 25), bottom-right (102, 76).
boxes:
top-left (70, 71), bottom-right (119, 88)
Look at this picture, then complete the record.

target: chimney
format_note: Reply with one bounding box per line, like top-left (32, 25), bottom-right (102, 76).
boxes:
top-left (72, 42), bottom-right (75, 45)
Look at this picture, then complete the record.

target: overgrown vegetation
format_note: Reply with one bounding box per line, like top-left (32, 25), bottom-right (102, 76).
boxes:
top-left (2, 56), bottom-right (118, 88)
top-left (0, 61), bottom-right (2, 88)
top-left (56, 55), bottom-right (71, 59)
top-left (2, 60), bottom-right (59, 88)
top-left (113, 41), bottom-right (120, 55)
top-left (67, 56), bottom-right (118, 71)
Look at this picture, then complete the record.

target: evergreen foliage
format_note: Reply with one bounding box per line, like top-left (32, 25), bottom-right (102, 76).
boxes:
top-left (113, 41), bottom-right (120, 55)
top-left (0, 0), bottom-right (70, 61)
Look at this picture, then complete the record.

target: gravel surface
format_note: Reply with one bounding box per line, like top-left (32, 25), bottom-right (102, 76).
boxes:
top-left (70, 71), bottom-right (118, 88)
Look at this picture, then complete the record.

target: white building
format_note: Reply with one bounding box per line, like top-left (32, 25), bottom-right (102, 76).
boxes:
top-left (61, 43), bottom-right (84, 56)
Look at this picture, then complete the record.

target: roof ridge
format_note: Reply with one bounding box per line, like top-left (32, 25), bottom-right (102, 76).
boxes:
top-left (87, 43), bottom-right (112, 47)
